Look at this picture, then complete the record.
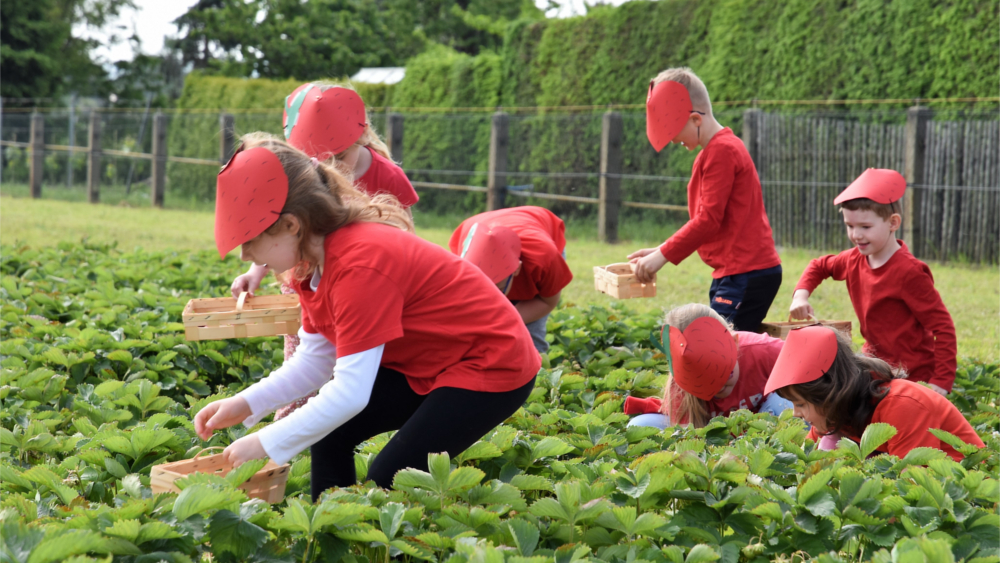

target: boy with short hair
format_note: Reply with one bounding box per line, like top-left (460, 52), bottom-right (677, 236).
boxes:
top-left (789, 168), bottom-right (957, 395)
top-left (630, 67), bottom-right (782, 332)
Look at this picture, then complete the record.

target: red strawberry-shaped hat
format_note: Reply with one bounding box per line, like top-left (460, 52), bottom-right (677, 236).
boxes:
top-left (764, 325), bottom-right (838, 395)
top-left (284, 84), bottom-right (367, 160)
top-left (214, 145), bottom-right (289, 259)
top-left (833, 168), bottom-right (906, 205)
top-left (666, 317), bottom-right (738, 401)
top-left (646, 80), bottom-right (694, 152)
top-left (459, 223), bottom-right (522, 284)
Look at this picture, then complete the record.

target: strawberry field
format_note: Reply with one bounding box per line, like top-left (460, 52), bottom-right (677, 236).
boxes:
top-left (1, 242), bottom-right (998, 563)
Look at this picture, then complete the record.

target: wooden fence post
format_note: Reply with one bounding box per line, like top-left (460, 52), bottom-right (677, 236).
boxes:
top-left (151, 113), bottom-right (167, 207)
top-left (487, 112), bottom-right (509, 211)
top-left (386, 113), bottom-right (404, 164)
top-left (903, 106), bottom-right (932, 254)
top-left (29, 112), bottom-right (44, 198)
top-left (599, 111), bottom-right (624, 243)
top-left (220, 113), bottom-right (235, 164)
top-left (86, 111), bottom-right (101, 203)
top-left (742, 108), bottom-right (763, 170)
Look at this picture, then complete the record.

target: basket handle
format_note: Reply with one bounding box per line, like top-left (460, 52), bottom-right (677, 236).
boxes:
top-left (787, 314), bottom-right (819, 323)
top-left (194, 446), bottom-right (226, 459)
top-left (236, 292), bottom-right (249, 312)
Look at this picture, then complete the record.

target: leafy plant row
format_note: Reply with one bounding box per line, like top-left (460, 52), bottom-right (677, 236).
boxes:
top-left (1, 242), bottom-right (998, 563)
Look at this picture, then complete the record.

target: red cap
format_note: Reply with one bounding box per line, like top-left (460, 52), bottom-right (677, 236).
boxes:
top-left (833, 168), bottom-right (906, 205)
top-left (668, 317), bottom-right (738, 401)
top-left (646, 80), bottom-right (694, 152)
top-left (284, 84), bottom-right (367, 159)
top-left (459, 223), bottom-right (521, 284)
top-left (214, 145), bottom-right (288, 259)
top-left (764, 325), bottom-right (838, 395)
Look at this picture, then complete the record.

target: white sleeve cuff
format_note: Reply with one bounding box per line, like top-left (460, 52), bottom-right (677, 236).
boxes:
top-left (236, 328), bottom-right (337, 426)
top-left (256, 344), bottom-right (384, 466)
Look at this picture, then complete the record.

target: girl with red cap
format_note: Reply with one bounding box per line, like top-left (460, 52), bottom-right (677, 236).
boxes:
top-left (624, 304), bottom-right (791, 429)
top-left (196, 133), bottom-right (539, 501)
top-left (765, 325), bottom-right (983, 461)
top-left (231, 83), bottom-right (421, 420)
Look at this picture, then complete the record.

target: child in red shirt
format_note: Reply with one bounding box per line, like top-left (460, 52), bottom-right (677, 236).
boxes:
top-left (448, 206), bottom-right (573, 353)
top-left (765, 326), bottom-right (982, 461)
top-left (624, 304), bottom-right (790, 429)
top-left (230, 83), bottom-right (421, 419)
top-left (195, 134), bottom-right (539, 500)
top-left (629, 67), bottom-right (782, 332)
top-left (789, 169), bottom-right (957, 395)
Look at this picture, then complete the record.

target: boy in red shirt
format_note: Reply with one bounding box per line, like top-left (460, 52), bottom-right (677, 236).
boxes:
top-left (789, 169), bottom-right (957, 395)
top-left (629, 67), bottom-right (782, 332)
top-left (449, 206), bottom-right (573, 353)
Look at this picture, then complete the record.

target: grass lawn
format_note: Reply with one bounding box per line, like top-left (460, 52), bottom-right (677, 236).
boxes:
top-left (3, 195), bottom-right (998, 362)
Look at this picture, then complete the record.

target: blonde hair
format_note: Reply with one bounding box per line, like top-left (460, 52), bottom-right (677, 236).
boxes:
top-left (660, 304), bottom-right (733, 428)
top-left (241, 132), bottom-right (413, 282)
top-left (652, 67), bottom-right (712, 115)
top-left (312, 82), bottom-right (394, 165)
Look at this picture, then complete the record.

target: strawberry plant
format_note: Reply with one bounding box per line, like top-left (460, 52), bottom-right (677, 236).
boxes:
top-left (1, 242), bottom-right (998, 563)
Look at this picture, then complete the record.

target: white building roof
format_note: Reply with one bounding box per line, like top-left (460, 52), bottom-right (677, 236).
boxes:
top-left (350, 67), bottom-right (406, 85)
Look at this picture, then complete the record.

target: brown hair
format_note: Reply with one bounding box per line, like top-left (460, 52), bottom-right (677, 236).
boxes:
top-left (660, 304), bottom-right (734, 428)
top-left (241, 132), bottom-right (413, 281)
top-left (312, 82), bottom-right (394, 165)
top-left (839, 198), bottom-right (903, 221)
top-left (776, 327), bottom-right (904, 436)
top-left (652, 67), bottom-right (713, 115)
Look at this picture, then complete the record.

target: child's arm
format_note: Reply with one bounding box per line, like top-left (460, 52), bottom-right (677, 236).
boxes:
top-left (901, 268), bottom-right (957, 394)
top-left (657, 157), bottom-right (736, 268)
top-left (231, 263), bottom-right (270, 298)
top-left (788, 254), bottom-right (850, 320)
top-left (516, 292), bottom-right (560, 324)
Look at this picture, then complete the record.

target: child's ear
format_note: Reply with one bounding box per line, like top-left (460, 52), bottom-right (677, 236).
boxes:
top-left (284, 215), bottom-right (302, 237)
top-left (888, 213), bottom-right (902, 233)
top-left (690, 112), bottom-right (703, 128)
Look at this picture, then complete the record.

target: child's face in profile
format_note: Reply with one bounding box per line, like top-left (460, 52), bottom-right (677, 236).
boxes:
top-left (842, 208), bottom-right (900, 257)
top-left (671, 113), bottom-right (705, 151)
top-left (240, 218), bottom-right (300, 273)
top-left (786, 388), bottom-right (828, 434)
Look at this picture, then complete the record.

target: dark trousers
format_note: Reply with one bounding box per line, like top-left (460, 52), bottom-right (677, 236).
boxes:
top-left (708, 265), bottom-right (783, 332)
top-left (309, 367), bottom-right (535, 500)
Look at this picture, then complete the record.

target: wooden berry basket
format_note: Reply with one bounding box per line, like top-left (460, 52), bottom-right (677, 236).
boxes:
top-left (762, 317), bottom-right (853, 340)
top-left (593, 263), bottom-right (656, 300)
top-left (182, 292), bottom-right (301, 341)
top-left (150, 447), bottom-right (290, 504)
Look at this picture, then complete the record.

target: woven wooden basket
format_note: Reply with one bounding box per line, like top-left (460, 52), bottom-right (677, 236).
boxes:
top-left (762, 317), bottom-right (853, 340)
top-left (593, 263), bottom-right (656, 299)
top-left (150, 447), bottom-right (290, 504)
top-left (183, 292), bottom-right (301, 341)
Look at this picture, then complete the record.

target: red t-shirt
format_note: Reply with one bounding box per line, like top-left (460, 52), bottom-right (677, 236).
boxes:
top-left (356, 147), bottom-right (419, 208)
top-left (294, 222), bottom-right (539, 394)
top-left (448, 206), bottom-right (573, 301)
top-left (659, 128), bottom-right (781, 278)
top-left (624, 332), bottom-right (784, 422)
top-left (806, 379), bottom-right (984, 461)
top-left (795, 241), bottom-right (957, 391)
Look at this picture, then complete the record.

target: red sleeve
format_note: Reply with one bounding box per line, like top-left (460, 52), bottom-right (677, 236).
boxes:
top-left (901, 266), bottom-right (957, 391)
top-left (659, 150), bottom-right (736, 264)
top-left (624, 396), bottom-right (662, 415)
top-left (331, 267), bottom-right (405, 356)
top-left (794, 253), bottom-right (851, 294)
top-left (877, 395), bottom-right (943, 458)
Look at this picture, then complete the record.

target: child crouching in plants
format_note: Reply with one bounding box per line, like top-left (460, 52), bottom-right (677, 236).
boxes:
top-left (765, 325), bottom-right (984, 461)
top-left (625, 303), bottom-right (792, 429)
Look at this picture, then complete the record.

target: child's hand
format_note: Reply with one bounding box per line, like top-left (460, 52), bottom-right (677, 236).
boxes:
top-left (631, 251), bottom-right (666, 284)
top-left (194, 397), bottom-right (252, 441)
top-left (928, 383), bottom-right (948, 397)
top-left (224, 434), bottom-right (268, 467)
top-left (231, 263), bottom-right (270, 298)
top-left (626, 247), bottom-right (658, 260)
top-left (788, 289), bottom-right (815, 320)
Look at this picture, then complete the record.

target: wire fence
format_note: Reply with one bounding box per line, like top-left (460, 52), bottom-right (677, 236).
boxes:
top-left (3, 104), bottom-right (998, 262)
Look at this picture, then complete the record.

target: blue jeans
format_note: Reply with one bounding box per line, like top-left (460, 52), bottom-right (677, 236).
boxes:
top-left (626, 393), bottom-right (792, 429)
top-left (525, 314), bottom-right (550, 353)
